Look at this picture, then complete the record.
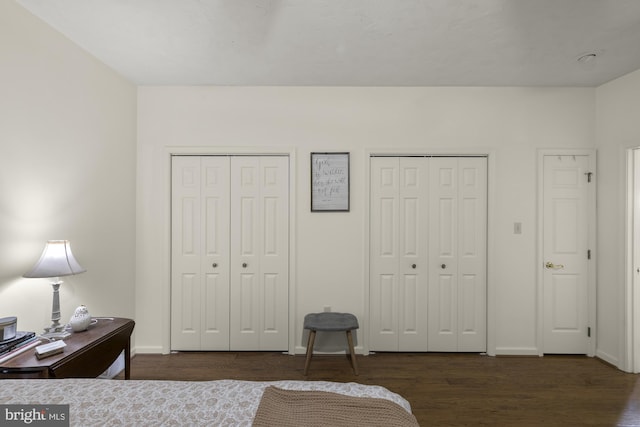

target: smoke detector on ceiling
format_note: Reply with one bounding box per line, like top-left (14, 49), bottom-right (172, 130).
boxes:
top-left (576, 51), bottom-right (601, 70)
top-left (577, 53), bottom-right (597, 63)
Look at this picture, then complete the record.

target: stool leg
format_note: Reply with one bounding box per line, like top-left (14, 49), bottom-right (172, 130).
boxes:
top-left (346, 330), bottom-right (358, 375)
top-left (304, 330), bottom-right (316, 376)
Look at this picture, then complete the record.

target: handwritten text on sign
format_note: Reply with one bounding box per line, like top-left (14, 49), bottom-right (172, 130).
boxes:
top-left (311, 153), bottom-right (349, 211)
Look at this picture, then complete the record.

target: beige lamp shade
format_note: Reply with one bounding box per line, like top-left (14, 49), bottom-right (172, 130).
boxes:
top-left (23, 240), bottom-right (86, 278)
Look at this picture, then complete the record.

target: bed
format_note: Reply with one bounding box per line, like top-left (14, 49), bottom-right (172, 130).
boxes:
top-left (0, 378), bottom-right (419, 426)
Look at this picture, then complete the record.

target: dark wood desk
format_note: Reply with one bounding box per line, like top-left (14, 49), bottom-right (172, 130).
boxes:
top-left (0, 317), bottom-right (134, 379)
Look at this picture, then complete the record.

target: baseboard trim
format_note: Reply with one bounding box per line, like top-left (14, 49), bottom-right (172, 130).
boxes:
top-left (595, 349), bottom-right (619, 369)
top-left (294, 345), bottom-right (541, 356)
top-left (494, 347), bottom-right (539, 356)
top-left (133, 345), bottom-right (164, 354)
top-left (294, 345), bottom-right (365, 355)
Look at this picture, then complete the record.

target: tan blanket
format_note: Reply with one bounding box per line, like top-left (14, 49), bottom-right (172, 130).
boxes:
top-left (253, 386), bottom-right (420, 427)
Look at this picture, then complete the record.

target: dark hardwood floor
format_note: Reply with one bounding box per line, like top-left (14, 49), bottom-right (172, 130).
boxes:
top-left (127, 352), bottom-right (640, 426)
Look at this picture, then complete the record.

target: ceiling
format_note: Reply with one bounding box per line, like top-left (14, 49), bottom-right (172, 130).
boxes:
top-left (15, 0), bottom-right (640, 87)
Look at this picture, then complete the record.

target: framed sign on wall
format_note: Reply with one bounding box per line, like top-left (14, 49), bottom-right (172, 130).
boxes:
top-left (311, 152), bottom-right (350, 212)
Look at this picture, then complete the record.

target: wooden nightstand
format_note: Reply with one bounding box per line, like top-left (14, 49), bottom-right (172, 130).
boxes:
top-left (0, 317), bottom-right (134, 379)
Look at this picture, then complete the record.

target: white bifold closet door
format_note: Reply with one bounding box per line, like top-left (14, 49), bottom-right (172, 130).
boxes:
top-left (370, 156), bottom-right (487, 352)
top-left (171, 155), bottom-right (289, 351)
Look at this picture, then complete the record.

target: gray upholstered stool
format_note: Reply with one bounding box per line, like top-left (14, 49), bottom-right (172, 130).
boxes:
top-left (303, 312), bottom-right (359, 375)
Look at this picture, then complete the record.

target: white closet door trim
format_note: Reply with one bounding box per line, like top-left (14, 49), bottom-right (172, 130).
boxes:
top-left (162, 146), bottom-right (297, 355)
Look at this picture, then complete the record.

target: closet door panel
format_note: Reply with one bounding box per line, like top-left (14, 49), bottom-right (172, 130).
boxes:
top-left (174, 273), bottom-right (199, 346)
top-left (428, 158), bottom-right (459, 351)
top-left (457, 158), bottom-right (487, 352)
top-left (202, 272), bottom-right (229, 348)
top-left (171, 157), bottom-right (202, 350)
top-left (428, 157), bottom-right (487, 352)
top-left (230, 156), bottom-right (289, 351)
top-left (231, 157), bottom-right (261, 350)
top-left (258, 156), bottom-right (289, 350)
top-left (370, 157), bottom-right (400, 350)
top-left (370, 157), bottom-right (428, 351)
top-left (379, 274), bottom-right (396, 333)
top-left (398, 158), bottom-right (429, 351)
top-left (200, 157), bottom-right (231, 350)
top-left (239, 273), bottom-right (258, 332)
top-left (172, 156), bottom-right (232, 350)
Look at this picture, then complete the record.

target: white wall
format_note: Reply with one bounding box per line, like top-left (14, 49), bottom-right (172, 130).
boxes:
top-left (137, 86), bottom-right (595, 354)
top-left (0, 2), bottom-right (137, 333)
top-left (595, 69), bottom-right (640, 368)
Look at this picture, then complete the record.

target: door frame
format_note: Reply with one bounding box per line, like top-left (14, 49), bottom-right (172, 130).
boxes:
top-left (536, 148), bottom-right (596, 357)
top-left (162, 146), bottom-right (297, 355)
top-left (624, 147), bottom-right (640, 373)
top-left (364, 148), bottom-right (496, 355)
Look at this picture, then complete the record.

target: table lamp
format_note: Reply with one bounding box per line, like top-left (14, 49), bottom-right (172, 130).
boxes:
top-left (23, 240), bottom-right (86, 339)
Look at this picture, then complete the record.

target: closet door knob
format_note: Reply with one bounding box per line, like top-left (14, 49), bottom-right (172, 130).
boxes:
top-left (441, 264), bottom-right (446, 269)
top-left (212, 263), bottom-right (218, 268)
top-left (412, 264), bottom-right (417, 269)
top-left (242, 263), bottom-right (248, 268)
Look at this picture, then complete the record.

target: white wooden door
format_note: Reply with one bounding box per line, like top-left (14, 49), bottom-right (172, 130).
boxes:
top-left (428, 157), bottom-right (487, 352)
top-left (171, 156), bottom-right (230, 350)
top-left (543, 155), bottom-right (590, 354)
top-left (230, 156), bottom-right (289, 351)
top-left (370, 157), bottom-right (429, 351)
top-left (171, 155), bottom-right (289, 351)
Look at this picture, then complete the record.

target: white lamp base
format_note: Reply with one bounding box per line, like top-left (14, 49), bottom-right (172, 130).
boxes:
top-left (43, 280), bottom-right (70, 340)
top-left (42, 327), bottom-right (70, 341)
